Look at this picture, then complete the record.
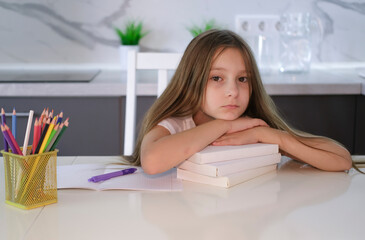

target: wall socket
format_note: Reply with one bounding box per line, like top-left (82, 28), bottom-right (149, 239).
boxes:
top-left (235, 15), bottom-right (281, 72)
top-left (235, 15), bottom-right (281, 36)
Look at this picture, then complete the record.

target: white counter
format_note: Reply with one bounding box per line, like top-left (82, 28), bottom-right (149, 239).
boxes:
top-left (0, 67), bottom-right (364, 97)
top-left (0, 156), bottom-right (364, 240)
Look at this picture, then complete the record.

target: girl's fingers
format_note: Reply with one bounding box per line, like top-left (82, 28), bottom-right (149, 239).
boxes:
top-left (214, 127), bottom-right (261, 146)
top-left (213, 134), bottom-right (241, 146)
top-left (230, 117), bottom-right (269, 133)
top-left (212, 139), bottom-right (234, 146)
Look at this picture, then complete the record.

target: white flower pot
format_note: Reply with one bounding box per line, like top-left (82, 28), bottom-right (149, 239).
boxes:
top-left (119, 45), bottom-right (140, 71)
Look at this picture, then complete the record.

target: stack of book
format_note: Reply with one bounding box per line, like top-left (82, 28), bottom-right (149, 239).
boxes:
top-left (177, 143), bottom-right (280, 188)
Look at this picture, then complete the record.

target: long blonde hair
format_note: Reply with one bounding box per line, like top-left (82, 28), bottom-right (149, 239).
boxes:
top-left (127, 29), bottom-right (320, 165)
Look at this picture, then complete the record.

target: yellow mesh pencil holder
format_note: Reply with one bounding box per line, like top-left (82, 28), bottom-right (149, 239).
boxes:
top-left (1, 146), bottom-right (58, 210)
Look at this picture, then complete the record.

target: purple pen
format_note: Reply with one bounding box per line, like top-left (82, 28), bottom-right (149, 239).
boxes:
top-left (88, 168), bottom-right (137, 183)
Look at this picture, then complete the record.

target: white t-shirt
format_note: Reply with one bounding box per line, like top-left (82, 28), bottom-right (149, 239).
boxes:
top-left (157, 116), bottom-right (196, 135)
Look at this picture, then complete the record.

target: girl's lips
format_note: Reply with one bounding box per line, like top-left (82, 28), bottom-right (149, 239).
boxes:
top-left (223, 105), bottom-right (239, 109)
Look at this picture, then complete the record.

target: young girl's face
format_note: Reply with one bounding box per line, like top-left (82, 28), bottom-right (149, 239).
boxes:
top-left (201, 47), bottom-right (250, 121)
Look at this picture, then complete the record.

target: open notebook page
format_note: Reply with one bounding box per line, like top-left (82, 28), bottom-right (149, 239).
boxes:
top-left (57, 164), bottom-right (183, 191)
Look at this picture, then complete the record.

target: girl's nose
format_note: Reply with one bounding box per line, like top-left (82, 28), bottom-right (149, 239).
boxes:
top-left (225, 81), bottom-right (239, 97)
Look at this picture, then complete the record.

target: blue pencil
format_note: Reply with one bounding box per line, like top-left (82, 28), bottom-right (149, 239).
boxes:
top-left (12, 108), bottom-right (16, 140)
top-left (56, 111), bottom-right (63, 125)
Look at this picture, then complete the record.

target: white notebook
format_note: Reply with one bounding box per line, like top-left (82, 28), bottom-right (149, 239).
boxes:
top-left (179, 153), bottom-right (281, 177)
top-left (188, 143), bottom-right (279, 164)
top-left (57, 164), bottom-right (183, 191)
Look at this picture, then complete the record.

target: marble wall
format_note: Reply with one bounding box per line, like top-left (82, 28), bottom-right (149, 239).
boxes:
top-left (0, 0), bottom-right (364, 68)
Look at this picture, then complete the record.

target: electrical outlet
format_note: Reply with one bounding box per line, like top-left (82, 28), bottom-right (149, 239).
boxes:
top-left (235, 15), bottom-right (281, 72)
top-left (235, 15), bottom-right (280, 37)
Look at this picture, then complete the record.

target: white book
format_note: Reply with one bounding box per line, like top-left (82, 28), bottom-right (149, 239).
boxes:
top-left (179, 153), bottom-right (281, 177)
top-left (177, 164), bottom-right (277, 188)
top-left (188, 143), bottom-right (279, 164)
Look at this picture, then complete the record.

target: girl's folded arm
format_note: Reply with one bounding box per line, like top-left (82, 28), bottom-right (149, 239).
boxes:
top-left (140, 119), bottom-right (231, 174)
top-left (258, 127), bottom-right (352, 171)
top-left (213, 126), bottom-right (352, 171)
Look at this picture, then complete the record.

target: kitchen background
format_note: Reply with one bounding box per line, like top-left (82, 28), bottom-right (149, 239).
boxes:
top-left (0, 0), bottom-right (364, 156)
top-left (0, 0), bottom-right (364, 70)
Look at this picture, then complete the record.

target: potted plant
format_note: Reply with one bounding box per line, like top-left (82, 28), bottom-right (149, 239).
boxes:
top-left (115, 20), bottom-right (148, 70)
top-left (187, 19), bottom-right (220, 37)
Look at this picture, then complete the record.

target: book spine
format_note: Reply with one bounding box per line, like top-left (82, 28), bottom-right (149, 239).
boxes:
top-left (190, 144), bottom-right (279, 164)
top-left (217, 153), bottom-right (281, 176)
top-left (177, 164), bottom-right (277, 188)
top-left (177, 168), bottom-right (228, 188)
top-left (178, 160), bottom-right (217, 176)
top-left (181, 153), bottom-right (281, 177)
top-left (227, 164), bottom-right (277, 187)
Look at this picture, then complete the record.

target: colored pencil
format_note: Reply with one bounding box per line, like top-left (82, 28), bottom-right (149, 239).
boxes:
top-left (1, 108), bottom-right (8, 152)
top-left (12, 108), bottom-right (16, 140)
top-left (32, 118), bottom-right (39, 154)
top-left (34, 118), bottom-right (50, 154)
top-left (42, 108), bottom-right (48, 132)
top-left (39, 108), bottom-right (45, 129)
top-left (46, 122), bottom-right (63, 152)
top-left (56, 111), bottom-right (63, 124)
top-left (50, 118), bottom-right (69, 151)
top-left (37, 118), bottom-right (42, 146)
top-left (41, 114), bottom-right (47, 133)
top-left (1, 125), bottom-right (18, 154)
top-left (22, 110), bottom-right (34, 156)
top-left (49, 109), bottom-right (54, 119)
top-left (3, 124), bottom-right (22, 155)
top-left (39, 117), bottom-right (57, 154)
top-left (44, 123), bottom-right (59, 152)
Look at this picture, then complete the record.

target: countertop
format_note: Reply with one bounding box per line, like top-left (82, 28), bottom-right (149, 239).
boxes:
top-left (0, 65), bottom-right (364, 97)
top-left (0, 156), bottom-right (364, 240)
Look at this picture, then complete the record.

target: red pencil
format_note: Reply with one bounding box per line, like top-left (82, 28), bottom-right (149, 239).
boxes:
top-left (32, 118), bottom-right (39, 154)
top-left (39, 108), bottom-right (45, 125)
top-left (37, 118), bottom-right (42, 146)
top-left (41, 113), bottom-right (47, 132)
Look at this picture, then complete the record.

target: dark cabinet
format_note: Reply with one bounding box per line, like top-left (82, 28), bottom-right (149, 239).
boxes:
top-left (0, 97), bottom-right (123, 155)
top-left (355, 95), bottom-right (365, 154)
top-left (1, 94), bottom-right (363, 155)
top-left (271, 95), bottom-right (356, 153)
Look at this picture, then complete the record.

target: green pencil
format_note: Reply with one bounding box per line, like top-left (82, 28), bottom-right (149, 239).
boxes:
top-left (44, 123), bottom-right (59, 152)
top-left (50, 118), bottom-right (69, 151)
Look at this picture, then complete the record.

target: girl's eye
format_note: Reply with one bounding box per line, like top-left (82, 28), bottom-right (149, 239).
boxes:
top-left (238, 77), bottom-right (248, 82)
top-left (211, 76), bottom-right (222, 81)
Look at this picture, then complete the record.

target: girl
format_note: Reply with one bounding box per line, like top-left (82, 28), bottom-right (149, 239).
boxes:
top-left (128, 29), bottom-right (352, 175)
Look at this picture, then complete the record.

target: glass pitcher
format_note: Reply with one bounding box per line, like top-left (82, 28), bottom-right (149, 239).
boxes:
top-left (279, 13), bottom-right (312, 73)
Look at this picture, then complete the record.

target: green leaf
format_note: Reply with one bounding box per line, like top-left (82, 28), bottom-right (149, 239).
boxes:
top-left (187, 19), bottom-right (220, 37)
top-left (115, 20), bottom-right (148, 45)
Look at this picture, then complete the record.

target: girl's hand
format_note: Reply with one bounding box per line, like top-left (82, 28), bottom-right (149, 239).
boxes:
top-left (228, 117), bottom-right (268, 134)
top-left (213, 127), bottom-right (262, 146)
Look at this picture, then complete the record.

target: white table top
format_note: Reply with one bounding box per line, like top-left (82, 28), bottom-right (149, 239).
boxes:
top-left (1, 156), bottom-right (364, 240)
